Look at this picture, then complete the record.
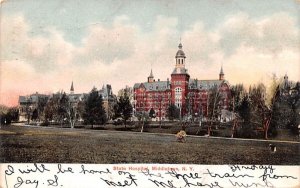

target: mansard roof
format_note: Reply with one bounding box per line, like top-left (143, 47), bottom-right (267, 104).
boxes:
top-left (19, 93), bottom-right (49, 103)
top-left (171, 67), bottom-right (189, 75)
top-left (18, 96), bottom-right (27, 103)
top-left (134, 81), bottom-right (170, 91)
top-left (189, 79), bottom-right (229, 90)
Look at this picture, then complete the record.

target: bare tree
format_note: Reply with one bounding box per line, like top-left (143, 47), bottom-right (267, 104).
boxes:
top-left (207, 85), bottom-right (221, 136)
top-left (249, 83), bottom-right (280, 139)
top-left (229, 84), bottom-right (246, 138)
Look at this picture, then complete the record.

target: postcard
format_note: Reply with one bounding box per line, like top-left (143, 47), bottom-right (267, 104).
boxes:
top-left (0, 0), bottom-right (299, 187)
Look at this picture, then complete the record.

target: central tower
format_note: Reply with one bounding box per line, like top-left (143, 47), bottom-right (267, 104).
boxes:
top-left (171, 43), bottom-right (190, 116)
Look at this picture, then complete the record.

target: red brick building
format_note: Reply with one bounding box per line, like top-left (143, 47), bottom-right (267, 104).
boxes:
top-left (133, 43), bottom-right (231, 120)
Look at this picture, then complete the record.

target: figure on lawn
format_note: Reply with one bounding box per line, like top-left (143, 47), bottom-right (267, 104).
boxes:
top-left (176, 130), bottom-right (187, 142)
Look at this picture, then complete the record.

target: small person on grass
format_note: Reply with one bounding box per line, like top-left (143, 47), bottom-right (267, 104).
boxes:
top-left (176, 130), bottom-right (187, 142)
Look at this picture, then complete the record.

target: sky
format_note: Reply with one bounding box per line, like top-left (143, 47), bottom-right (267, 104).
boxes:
top-left (0, 0), bottom-right (299, 106)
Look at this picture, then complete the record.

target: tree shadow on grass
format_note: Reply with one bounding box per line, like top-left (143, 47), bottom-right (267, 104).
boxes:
top-left (115, 127), bottom-right (134, 131)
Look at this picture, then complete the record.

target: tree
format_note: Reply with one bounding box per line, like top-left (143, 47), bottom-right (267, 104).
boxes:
top-left (273, 81), bottom-right (300, 134)
top-left (229, 84), bottom-right (247, 138)
top-left (37, 97), bottom-right (48, 122)
top-left (57, 92), bottom-right (69, 127)
top-left (31, 109), bottom-right (38, 121)
top-left (0, 106), bottom-right (19, 125)
top-left (167, 104), bottom-right (180, 121)
top-left (149, 108), bottom-right (156, 119)
top-left (135, 111), bottom-right (149, 132)
top-left (249, 83), bottom-right (268, 138)
top-left (249, 83), bottom-right (280, 139)
top-left (76, 100), bottom-right (86, 122)
top-left (229, 84), bottom-right (246, 113)
top-left (44, 94), bottom-right (60, 123)
top-left (207, 85), bottom-right (221, 136)
top-left (83, 87), bottom-right (107, 128)
top-left (114, 91), bottom-right (133, 128)
top-left (236, 95), bottom-right (252, 138)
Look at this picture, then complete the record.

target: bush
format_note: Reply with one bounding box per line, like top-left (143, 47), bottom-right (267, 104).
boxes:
top-left (40, 122), bottom-right (49, 126)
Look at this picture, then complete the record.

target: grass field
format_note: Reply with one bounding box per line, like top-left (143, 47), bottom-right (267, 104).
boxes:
top-left (0, 125), bottom-right (299, 164)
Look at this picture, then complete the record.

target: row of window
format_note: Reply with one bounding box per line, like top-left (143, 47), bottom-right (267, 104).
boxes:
top-left (134, 91), bottom-right (229, 100)
top-left (174, 81), bottom-right (182, 85)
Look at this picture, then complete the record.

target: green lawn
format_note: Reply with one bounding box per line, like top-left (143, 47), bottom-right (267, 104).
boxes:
top-left (0, 125), bottom-right (299, 164)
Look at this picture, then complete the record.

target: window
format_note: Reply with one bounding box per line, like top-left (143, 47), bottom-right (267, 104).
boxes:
top-left (175, 87), bottom-right (182, 108)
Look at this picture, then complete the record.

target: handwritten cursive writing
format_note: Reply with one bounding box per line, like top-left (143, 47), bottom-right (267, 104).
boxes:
top-left (100, 171), bottom-right (138, 187)
top-left (14, 176), bottom-right (39, 188)
top-left (140, 168), bottom-right (163, 178)
top-left (2, 164), bottom-right (299, 188)
top-left (204, 169), bottom-right (254, 179)
top-left (79, 164), bottom-right (111, 175)
top-left (18, 163), bottom-right (50, 174)
top-left (57, 164), bottom-right (74, 174)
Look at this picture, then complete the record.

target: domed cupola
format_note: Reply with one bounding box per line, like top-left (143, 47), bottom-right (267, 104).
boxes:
top-left (175, 43), bottom-right (186, 58)
top-left (175, 43), bottom-right (186, 68)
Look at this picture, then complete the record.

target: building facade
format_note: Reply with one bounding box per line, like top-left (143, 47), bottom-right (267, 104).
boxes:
top-left (18, 82), bottom-right (117, 122)
top-left (99, 84), bottom-right (117, 120)
top-left (133, 43), bottom-right (231, 120)
top-left (18, 92), bottom-right (49, 122)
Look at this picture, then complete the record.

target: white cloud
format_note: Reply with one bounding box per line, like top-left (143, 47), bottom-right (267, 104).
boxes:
top-left (0, 15), bottom-right (75, 72)
top-left (0, 12), bottom-right (299, 107)
top-left (219, 12), bottom-right (299, 56)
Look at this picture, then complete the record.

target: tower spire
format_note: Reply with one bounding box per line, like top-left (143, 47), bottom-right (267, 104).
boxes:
top-left (149, 69), bottom-right (154, 77)
top-left (219, 64), bottom-right (224, 80)
top-left (220, 65), bottom-right (224, 74)
top-left (148, 69), bottom-right (154, 83)
top-left (70, 81), bottom-right (74, 94)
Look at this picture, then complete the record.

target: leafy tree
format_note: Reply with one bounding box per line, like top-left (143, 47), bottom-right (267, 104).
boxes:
top-left (8, 107), bottom-right (19, 122)
top-left (236, 95), bottom-right (253, 138)
top-left (83, 87), bottom-right (107, 128)
top-left (135, 111), bottom-right (149, 132)
top-left (274, 81), bottom-right (300, 134)
top-left (44, 94), bottom-right (60, 123)
top-left (43, 92), bottom-right (85, 128)
top-left (0, 106), bottom-right (19, 125)
top-left (114, 92), bottom-right (133, 127)
top-left (57, 92), bottom-right (69, 127)
top-left (167, 104), bottom-right (180, 121)
top-left (37, 97), bottom-right (48, 122)
top-left (237, 95), bottom-right (251, 124)
top-left (31, 109), bottom-right (38, 121)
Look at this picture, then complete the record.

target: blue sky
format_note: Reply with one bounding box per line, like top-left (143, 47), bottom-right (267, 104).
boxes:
top-left (2, 0), bottom-right (299, 44)
top-left (1, 0), bottom-right (299, 106)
